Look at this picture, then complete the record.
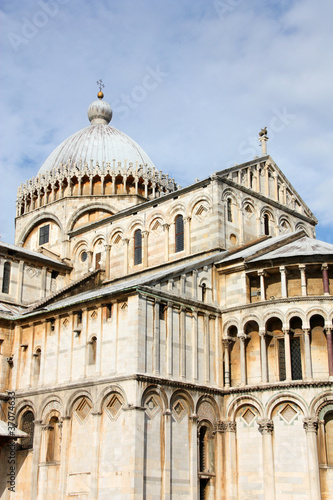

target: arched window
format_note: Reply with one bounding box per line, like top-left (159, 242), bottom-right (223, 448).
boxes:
top-left (2, 261), bottom-right (11, 294)
top-left (227, 199), bottom-right (233, 222)
top-left (264, 214), bottom-right (269, 235)
top-left (325, 413), bottom-right (333, 466)
top-left (88, 336), bottom-right (97, 365)
top-left (134, 229), bottom-right (142, 265)
top-left (21, 410), bottom-right (35, 449)
top-left (201, 283), bottom-right (206, 302)
top-left (198, 424), bottom-right (215, 500)
top-left (175, 215), bottom-right (184, 253)
top-left (46, 416), bottom-right (60, 462)
top-left (33, 348), bottom-right (41, 379)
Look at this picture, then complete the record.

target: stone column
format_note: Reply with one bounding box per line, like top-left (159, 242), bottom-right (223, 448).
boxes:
top-left (163, 409), bottom-right (172, 497)
top-left (299, 264), bottom-right (307, 296)
top-left (16, 260), bottom-right (24, 303)
top-left (204, 314), bottom-right (210, 384)
top-left (303, 328), bottom-right (313, 379)
top-left (180, 307), bottom-right (186, 379)
top-left (192, 269), bottom-right (198, 299)
top-left (163, 223), bottom-right (169, 262)
top-left (154, 301), bottom-right (160, 375)
top-left (30, 419), bottom-right (43, 500)
top-left (104, 244), bottom-right (111, 279)
top-left (166, 302), bottom-right (173, 376)
top-left (239, 335), bottom-right (247, 386)
top-left (192, 309), bottom-right (198, 381)
top-left (59, 416), bottom-right (71, 498)
top-left (189, 414), bottom-right (198, 498)
top-left (180, 274), bottom-right (186, 296)
top-left (258, 270), bottom-right (266, 301)
top-left (258, 419), bottom-right (275, 500)
top-left (303, 418), bottom-right (321, 500)
top-left (142, 230), bottom-right (149, 267)
top-left (322, 263), bottom-right (330, 295)
top-left (214, 422), bottom-right (225, 499)
top-left (185, 216), bottom-right (191, 255)
top-left (259, 331), bottom-right (268, 383)
top-left (283, 329), bottom-right (292, 381)
top-left (223, 339), bottom-right (232, 387)
top-left (41, 267), bottom-right (47, 299)
top-left (89, 411), bottom-right (102, 499)
top-left (144, 179), bottom-right (148, 198)
top-left (225, 422), bottom-right (238, 500)
top-left (123, 238), bottom-right (129, 274)
top-left (325, 327), bottom-right (333, 376)
top-left (279, 266), bottom-right (288, 298)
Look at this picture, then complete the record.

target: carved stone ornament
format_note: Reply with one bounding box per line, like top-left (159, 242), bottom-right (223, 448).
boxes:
top-left (225, 421), bottom-right (237, 433)
top-left (303, 417), bottom-right (319, 433)
top-left (258, 419), bottom-right (274, 434)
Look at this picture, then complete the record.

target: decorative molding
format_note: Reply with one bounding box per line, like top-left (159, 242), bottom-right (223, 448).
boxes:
top-left (258, 419), bottom-right (274, 434)
top-left (303, 417), bottom-right (319, 433)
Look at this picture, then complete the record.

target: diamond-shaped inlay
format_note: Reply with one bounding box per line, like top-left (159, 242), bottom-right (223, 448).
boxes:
top-left (75, 398), bottom-right (92, 423)
top-left (279, 404), bottom-right (298, 424)
top-left (242, 408), bottom-right (256, 426)
top-left (145, 396), bottom-right (160, 419)
top-left (62, 318), bottom-right (69, 328)
top-left (120, 302), bottom-right (128, 314)
top-left (152, 220), bottom-right (162, 232)
top-left (173, 400), bottom-right (187, 422)
top-left (91, 310), bottom-right (98, 320)
top-left (105, 394), bottom-right (123, 421)
top-left (113, 234), bottom-right (122, 246)
top-left (195, 204), bottom-right (208, 220)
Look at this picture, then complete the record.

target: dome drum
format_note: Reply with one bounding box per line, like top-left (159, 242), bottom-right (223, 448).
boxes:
top-left (16, 160), bottom-right (177, 217)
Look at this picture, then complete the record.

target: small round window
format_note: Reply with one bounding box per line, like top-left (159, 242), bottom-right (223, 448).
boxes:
top-left (81, 251), bottom-right (88, 262)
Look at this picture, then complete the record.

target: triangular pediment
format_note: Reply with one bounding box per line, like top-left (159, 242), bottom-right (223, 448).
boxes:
top-left (216, 155), bottom-right (317, 223)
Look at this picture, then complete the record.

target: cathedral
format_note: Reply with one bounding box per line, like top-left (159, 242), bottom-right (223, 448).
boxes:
top-left (0, 88), bottom-right (332, 500)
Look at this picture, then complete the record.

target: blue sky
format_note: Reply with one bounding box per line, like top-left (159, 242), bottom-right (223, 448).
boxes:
top-left (0, 0), bottom-right (332, 243)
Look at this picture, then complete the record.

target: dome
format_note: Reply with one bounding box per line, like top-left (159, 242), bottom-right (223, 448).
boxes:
top-left (38, 94), bottom-right (156, 174)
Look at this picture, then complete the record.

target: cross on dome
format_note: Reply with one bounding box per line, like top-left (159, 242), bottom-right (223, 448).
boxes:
top-left (96, 79), bottom-right (105, 100)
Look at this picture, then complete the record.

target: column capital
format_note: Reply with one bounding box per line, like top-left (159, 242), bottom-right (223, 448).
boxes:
top-left (189, 413), bottom-right (198, 422)
top-left (142, 230), bottom-right (149, 237)
top-left (225, 421), bottom-right (237, 433)
top-left (257, 270), bottom-right (266, 277)
top-left (298, 264), bottom-right (306, 271)
top-left (214, 421), bottom-right (227, 434)
top-left (303, 327), bottom-right (311, 336)
top-left (122, 238), bottom-right (129, 245)
top-left (104, 244), bottom-right (111, 251)
top-left (303, 417), bottom-right (318, 433)
top-left (279, 265), bottom-right (287, 273)
top-left (321, 263), bottom-right (329, 271)
top-left (258, 419), bottom-right (274, 434)
top-left (163, 223), bottom-right (170, 230)
top-left (222, 338), bottom-right (234, 347)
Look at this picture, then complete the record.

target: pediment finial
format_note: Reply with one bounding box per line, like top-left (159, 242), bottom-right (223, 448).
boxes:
top-left (259, 127), bottom-right (268, 156)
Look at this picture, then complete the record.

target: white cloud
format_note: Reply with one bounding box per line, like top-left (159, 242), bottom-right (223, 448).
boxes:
top-left (0, 0), bottom-right (332, 243)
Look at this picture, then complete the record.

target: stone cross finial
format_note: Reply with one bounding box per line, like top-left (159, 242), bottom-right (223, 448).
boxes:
top-left (259, 127), bottom-right (268, 156)
top-left (96, 79), bottom-right (105, 92)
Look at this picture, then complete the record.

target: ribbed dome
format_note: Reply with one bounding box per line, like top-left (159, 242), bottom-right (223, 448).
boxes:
top-left (38, 94), bottom-right (156, 174)
top-left (38, 124), bottom-right (156, 174)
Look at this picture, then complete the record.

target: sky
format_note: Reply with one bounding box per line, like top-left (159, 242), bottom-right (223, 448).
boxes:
top-left (0, 0), bottom-right (332, 244)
